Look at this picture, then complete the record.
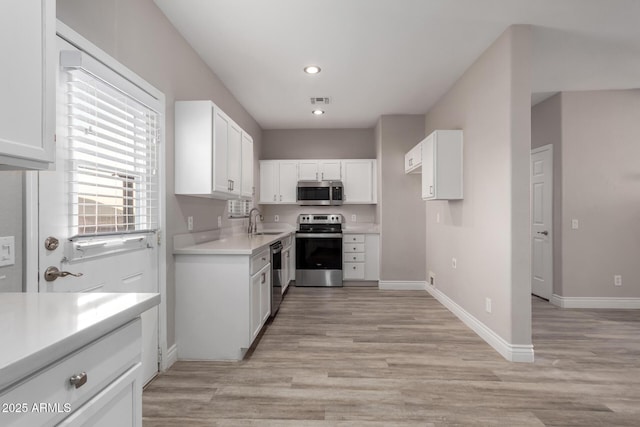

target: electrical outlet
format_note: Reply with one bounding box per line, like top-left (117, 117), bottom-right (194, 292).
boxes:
top-left (436, 213), bottom-right (440, 223)
top-left (0, 236), bottom-right (15, 267)
top-left (428, 271), bottom-right (435, 286)
top-left (217, 216), bottom-right (222, 228)
top-left (187, 216), bottom-right (193, 231)
top-left (452, 257), bottom-right (457, 269)
top-left (614, 275), bottom-right (622, 287)
top-left (274, 215), bottom-right (279, 222)
top-left (485, 297), bottom-right (492, 313)
top-left (571, 219), bottom-right (579, 230)
top-left (351, 214), bottom-right (357, 222)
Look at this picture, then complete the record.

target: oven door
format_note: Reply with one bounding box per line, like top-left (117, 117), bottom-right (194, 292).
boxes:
top-left (295, 233), bottom-right (343, 287)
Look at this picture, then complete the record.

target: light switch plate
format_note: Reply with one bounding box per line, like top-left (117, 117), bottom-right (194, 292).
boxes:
top-left (571, 219), bottom-right (579, 230)
top-left (0, 236), bottom-right (15, 267)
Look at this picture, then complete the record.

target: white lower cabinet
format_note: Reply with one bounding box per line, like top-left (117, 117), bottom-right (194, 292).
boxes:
top-left (343, 234), bottom-right (380, 281)
top-left (1, 319), bottom-right (143, 427)
top-left (175, 248), bottom-right (272, 360)
top-left (250, 262), bottom-right (271, 343)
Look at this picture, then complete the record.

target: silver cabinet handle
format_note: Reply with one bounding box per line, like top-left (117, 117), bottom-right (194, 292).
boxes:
top-left (537, 231), bottom-right (549, 236)
top-left (353, 256), bottom-right (356, 260)
top-left (321, 172), bottom-right (324, 180)
top-left (69, 372), bottom-right (88, 389)
top-left (429, 185), bottom-right (433, 195)
top-left (44, 266), bottom-right (83, 282)
top-left (315, 172), bottom-right (318, 180)
top-left (280, 195), bottom-right (282, 201)
top-left (273, 194), bottom-right (276, 201)
top-left (261, 273), bottom-right (266, 284)
top-left (353, 247), bottom-right (357, 250)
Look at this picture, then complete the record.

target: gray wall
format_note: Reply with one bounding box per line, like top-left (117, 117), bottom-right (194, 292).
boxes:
top-left (423, 26), bottom-right (532, 345)
top-left (57, 0), bottom-right (263, 348)
top-left (260, 128), bottom-right (377, 227)
top-left (531, 93), bottom-right (563, 295)
top-left (377, 115), bottom-right (426, 282)
top-left (0, 172), bottom-right (23, 292)
top-left (534, 90), bottom-right (640, 298)
top-left (261, 129), bottom-right (375, 159)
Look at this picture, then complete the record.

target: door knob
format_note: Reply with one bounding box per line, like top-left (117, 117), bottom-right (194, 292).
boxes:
top-left (44, 266), bottom-right (83, 282)
top-left (44, 236), bottom-right (59, 251)
top-left (537, 230), bottom-right (549, 236)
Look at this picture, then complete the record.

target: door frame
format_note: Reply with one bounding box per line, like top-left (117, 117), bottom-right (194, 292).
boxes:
top-left (530, 144), bottom-right (553, 299)
top-left (24, 20), bottom-right (169, 371)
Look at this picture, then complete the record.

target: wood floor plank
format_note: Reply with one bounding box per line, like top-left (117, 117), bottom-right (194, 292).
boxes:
top-left (143, 288), bottom-right (640, 426)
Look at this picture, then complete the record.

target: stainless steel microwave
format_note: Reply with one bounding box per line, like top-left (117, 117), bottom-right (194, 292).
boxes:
top-left (296, 180), bottom-right (344, 205)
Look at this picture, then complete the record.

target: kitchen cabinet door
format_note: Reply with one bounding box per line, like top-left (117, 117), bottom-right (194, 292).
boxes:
top-left (241, 132), bottom-right (254, 198)
top-left (0, 0), bottom-right (55, 170)
top-left (405, 142), bottom-right (422, 173)
top-left (250, 266), bottom-right (264, 343)
top-left (278, 161), bottom-right (298, 203)
top-left (319, 160), bottom-right (342, 180)
top-left (227, 120), bottom-right (242, 196)
top-left (298, 160), bottom-right (318, 180)
top-left (343, 160), bottom-right (376, 204)
top-left (421, 130), bottom-right (463, 200)
top-left (259, 160), bottom-right (278, 203)
top-left (213, 108), bottom-right (230, 194)
top-left (260, 264), bottom-right (271, 325)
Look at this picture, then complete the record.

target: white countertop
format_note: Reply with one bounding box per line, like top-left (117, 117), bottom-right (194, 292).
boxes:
top-left (0, 292), bottom-right (160, 392)
top-left (173, 230), bottom-right (294, 256)
top-left (342, 224), bottom-right (380, 234)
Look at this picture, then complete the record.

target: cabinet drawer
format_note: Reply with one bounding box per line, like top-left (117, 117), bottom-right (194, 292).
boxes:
top-left (343, 243), bottom-right (365, 253)
top-left (344, 253), bottom-right (366, 262)
top-left (251, 248), bottom-right (270, 275)
top-left (1, 319), bottom-right (141, 427)
top-left (344, 262), bottom-right (365, 280)
top-left (344, 234), bottom-right (365, 243)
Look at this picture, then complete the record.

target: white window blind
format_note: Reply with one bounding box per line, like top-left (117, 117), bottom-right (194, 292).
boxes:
top-left (65, 66), bottom-right (160, 237)
top-left (228, 199), bottom-right (251, 218)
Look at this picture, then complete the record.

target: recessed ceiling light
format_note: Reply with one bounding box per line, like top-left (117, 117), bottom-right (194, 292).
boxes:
top-left (304, 65), bottom-right (321, 74)
top-left (312, 109), bottom-right (325, 115)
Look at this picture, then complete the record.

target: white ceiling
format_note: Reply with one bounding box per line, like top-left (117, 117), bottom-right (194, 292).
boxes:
top-left (154, 0), bottom-right (640, 129)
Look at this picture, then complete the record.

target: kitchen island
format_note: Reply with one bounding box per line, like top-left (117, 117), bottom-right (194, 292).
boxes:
top-left (0, 292), bottom-right (160, 427)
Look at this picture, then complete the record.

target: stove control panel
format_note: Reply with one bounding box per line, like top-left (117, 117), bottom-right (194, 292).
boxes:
top-left (298, 214), bottom-right (343, 224)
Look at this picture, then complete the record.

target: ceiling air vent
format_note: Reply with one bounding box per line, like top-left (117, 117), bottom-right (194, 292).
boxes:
top-left (310, 97), bottom-right (331, 105)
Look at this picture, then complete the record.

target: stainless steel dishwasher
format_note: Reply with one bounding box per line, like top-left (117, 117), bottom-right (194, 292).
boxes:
top-left (270, 241), bottom-right (283, 317)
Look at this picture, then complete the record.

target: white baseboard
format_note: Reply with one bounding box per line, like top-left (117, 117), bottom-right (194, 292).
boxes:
top-left (378, 280), bottom-right (427, 290)
top-left (163, 344), bottom-right (178, 370)
top-left (551, 294), bottom-right (640, 309)
top-left (426, 284), bottom-right (534, 363)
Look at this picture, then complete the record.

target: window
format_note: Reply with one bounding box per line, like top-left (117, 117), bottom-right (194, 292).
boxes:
top-left (63, 56), bottom-right (160, 237)
top-left (228, 199), bottom-right (251, 218)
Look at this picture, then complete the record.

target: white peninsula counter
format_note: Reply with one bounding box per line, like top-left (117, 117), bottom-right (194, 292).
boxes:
top-left (0, 292), bottom-right (159, 427)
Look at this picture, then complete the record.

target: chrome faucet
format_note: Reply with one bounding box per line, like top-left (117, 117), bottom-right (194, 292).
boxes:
top-left (248, 208), bottom-right (262, 234)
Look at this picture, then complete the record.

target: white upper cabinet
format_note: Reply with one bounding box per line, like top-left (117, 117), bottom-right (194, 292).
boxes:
top-left (259, 159), bottom-right (376, 205)
top-left (342, 160), bottom-right (376, 204)
top-left (241, 132), bottom-right (254, 198)
top-left (175, 100), bottom-right (252, 199)
top-left (259, 160), bottom-right (297, 203)
top-left (318, 160), bottom-right (342, 180)
top-left (405, 141), bottom-right (422, 174)
top-left (298, 161), bottom-right (319, 180)
top-left (421, 130), bottom-right (463, 200)
top-left (0, 0), bottom-right (55, 170)
top-left (297, 160), bottom-right (342, 181)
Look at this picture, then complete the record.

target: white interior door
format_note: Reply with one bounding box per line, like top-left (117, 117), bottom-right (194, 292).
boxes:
top-left (531, 145), bottom-right (553, 300)
top-left (36, 36), bottom-right (159, 384)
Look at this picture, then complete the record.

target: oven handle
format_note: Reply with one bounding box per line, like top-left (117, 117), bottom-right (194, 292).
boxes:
top-left (295, 233), bottom-right (343, 238)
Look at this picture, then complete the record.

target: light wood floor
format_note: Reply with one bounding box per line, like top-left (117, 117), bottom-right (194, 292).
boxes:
top-left (143, 287), bottom-right (640, 426)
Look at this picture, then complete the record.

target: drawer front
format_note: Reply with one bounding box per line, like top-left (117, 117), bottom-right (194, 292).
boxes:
top-left (251, 248), bottom-right (270, 275)
top-left (343, 243), bottom-right (365, 253)
top-left (344, 234), bottom-right (365, 243)
top-left (0, 319), bottom-right (141, 427)
top-left (344, 262), bottom-right (365, 280)
top-left (344, 253), bottom-right (366, 262)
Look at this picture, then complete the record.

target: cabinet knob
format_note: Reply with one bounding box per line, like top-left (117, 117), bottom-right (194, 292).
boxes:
top-left (353, 266), bottom-right (356, 270)
top-left (353, 247), bottom-right (356, 250)
top-left (69, 372), bottom-right (88, 389)
top-left (353, 256), bottom-right (356, 260)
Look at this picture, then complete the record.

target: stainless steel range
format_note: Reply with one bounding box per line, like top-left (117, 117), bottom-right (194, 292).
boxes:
top-left (295, 214), bottom-right (343, 287)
